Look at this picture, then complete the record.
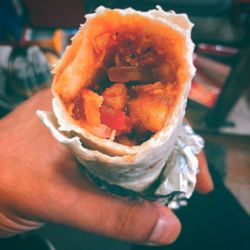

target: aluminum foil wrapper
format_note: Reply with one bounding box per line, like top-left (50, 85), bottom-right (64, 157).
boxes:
top-left (79, 122), bottom-right (204, 209)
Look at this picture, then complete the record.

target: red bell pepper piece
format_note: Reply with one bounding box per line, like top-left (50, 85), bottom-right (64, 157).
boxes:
top-left (100, 106), bottom-right (132, 132)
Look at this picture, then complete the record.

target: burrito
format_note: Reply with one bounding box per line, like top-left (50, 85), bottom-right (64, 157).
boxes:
top-left (37, 6), bottom-right (197, 194)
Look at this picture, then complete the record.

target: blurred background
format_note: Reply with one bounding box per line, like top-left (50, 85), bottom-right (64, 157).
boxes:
top-left (0, 0), bottom-right (249, 250)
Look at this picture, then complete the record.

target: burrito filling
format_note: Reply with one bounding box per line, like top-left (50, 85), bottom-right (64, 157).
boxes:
top-left (60, 31), bottom-right (183, 146)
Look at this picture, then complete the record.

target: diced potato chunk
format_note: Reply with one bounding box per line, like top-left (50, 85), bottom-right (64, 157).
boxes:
top-left (102, 83), bottom-right (127, 111)
top-left (83, 89), bottom-right (103, 125)
top-left (132, 82), bottom-right (163, 95)
top-left (128, 94), bottom-right (168, 132)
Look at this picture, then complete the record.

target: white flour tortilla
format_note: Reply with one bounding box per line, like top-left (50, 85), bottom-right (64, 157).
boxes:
top-left (38, 6), bottom-right (195, 192)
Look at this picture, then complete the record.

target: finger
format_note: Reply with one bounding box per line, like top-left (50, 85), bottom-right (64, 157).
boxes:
top-left (195, 150), bottom-right (214, 194)
top-left (55, 192), bottom-right (180, 245)
top-left (39, 176), bottom-right (181, 245)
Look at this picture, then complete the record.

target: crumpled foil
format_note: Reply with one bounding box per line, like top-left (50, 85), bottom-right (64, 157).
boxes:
top-left (78, 122), bottom-right (204, 209)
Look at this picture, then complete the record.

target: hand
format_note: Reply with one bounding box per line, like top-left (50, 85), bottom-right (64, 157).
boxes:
top-left (196, 150), bottom-right (214, 193)
top-left (0, 89), bottom-right (213, 245)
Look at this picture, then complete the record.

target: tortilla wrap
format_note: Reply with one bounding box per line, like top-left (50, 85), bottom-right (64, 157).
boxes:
top-left (37, 6), bottom-right (196, 192)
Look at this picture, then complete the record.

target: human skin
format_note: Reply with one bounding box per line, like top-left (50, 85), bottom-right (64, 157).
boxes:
top-left (0, 88), bottom-right (213, 245)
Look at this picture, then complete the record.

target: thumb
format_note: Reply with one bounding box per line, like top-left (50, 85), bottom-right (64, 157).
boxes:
top-left (41, 178), bottom-right (181, 245)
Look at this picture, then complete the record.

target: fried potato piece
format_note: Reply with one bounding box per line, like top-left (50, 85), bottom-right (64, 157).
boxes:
top-left (83, 89), bottom-right (103, 125)
top-left (102, 83), bottom-right (128, 111)
top-left (128, 93), bottom-right (168, 133)
top-left (132, 82), bottom-right (163, 94)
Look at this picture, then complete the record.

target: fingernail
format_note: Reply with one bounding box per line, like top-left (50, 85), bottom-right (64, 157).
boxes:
top-left (148, 212), bottom-right (181, 245)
